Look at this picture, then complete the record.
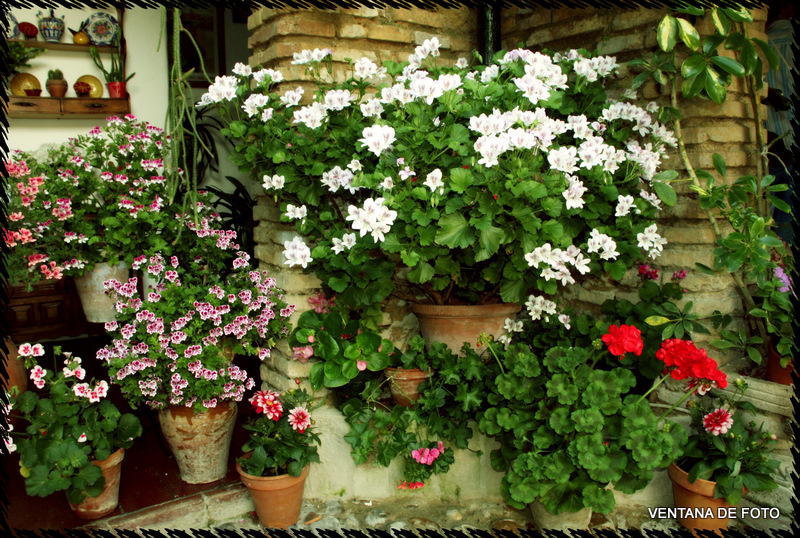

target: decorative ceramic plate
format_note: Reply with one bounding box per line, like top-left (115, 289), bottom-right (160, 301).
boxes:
top-left (84, 12), bottom-right (118, 46)
top-left (10, 73), bottom-right (41, 97)
top-left (6, 14), bottom-right (19, 39)
top-left (76, 75), bottom-right (103, 98)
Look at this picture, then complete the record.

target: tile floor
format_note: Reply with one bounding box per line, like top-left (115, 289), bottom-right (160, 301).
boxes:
top-left (3, 335), bottom-right (254, 531)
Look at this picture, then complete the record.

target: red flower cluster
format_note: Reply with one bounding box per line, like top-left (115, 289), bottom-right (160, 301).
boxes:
top-left (397, 481), bottom-right (424, 490)
top-left (656, 339), bottom-right (727, 389)
top-left (602, 324), bottom-right (643, 359)
top-left (638, 264), bottom-right (658, 280)
top-left (250, 390), bottom-right (283, 420)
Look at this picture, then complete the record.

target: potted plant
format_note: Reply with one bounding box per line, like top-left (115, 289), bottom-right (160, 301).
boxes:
top-left (200, 41), bottom-right (676, 353)
top-left (89, 35), bottom-right (135, 98)
top-left (236, 387), bottom-right (321, 528)
top-left (5, 343), bottom-right (142, 519)
top-left (384, 335), bottom-right (432, 407)
top-left (288, 308), bottom-right (394, 392)
top-left (96, 251), bottom-right (294, 484)
top-left (668, 376), bottom-right (780, 534)
top-left (5, 42), bottom-right (46, 76)
top-left (45, 69), bottom-right (68, 98)
top-left (475, 324), bottom-right (692, 531)
top-left (631, 6), bottom-right (796, 378)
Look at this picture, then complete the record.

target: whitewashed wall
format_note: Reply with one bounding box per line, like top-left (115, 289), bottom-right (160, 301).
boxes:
top-left (7, 6), bottom-right (169, 151)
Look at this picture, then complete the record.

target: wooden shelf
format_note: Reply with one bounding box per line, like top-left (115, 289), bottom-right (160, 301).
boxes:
top-left (7, 95), bottom-right (130, 119)
top-left (7, 39), bottom-right (116, 53)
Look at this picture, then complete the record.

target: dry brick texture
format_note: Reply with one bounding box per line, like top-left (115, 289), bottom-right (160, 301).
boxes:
top-left (247, 6), bottom-right (769, 394)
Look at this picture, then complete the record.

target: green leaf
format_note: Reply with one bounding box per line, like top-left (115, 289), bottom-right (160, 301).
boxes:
top-left (681, 55), bottom-right (707, 79)
top-left (407, 261), bottom-right (435, 284)
top-left (653, 181), bottom-right (677, 207)
top-left (712, 154), bottom-right (727, 177)
top-left (657, 15), bottom-right (679, 52)
top-left (449, 168), bottom-right (474, 194)
top-left (645, 316), bottom-right (671, 326)
top-left (704, 67), bottom-right (726, 104)
top-left (740, 39), bottom-right (758, 75)
top-left (677, 18), bottom-right (701, 51)
top-left (752, 38), bottom-right (779, 70)
top-left (682, 70), bottom-right (707, 99)
top-left (711, 8), bottom-right (731, 36)
top-left (436, 213), bottom-right (475, 249)
top-left (710, 56), bottom-right (745, 77)
top-left (721, 7), bottom-right (752, 23)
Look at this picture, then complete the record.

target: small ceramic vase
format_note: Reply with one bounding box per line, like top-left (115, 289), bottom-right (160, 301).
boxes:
top-left (37, 9), bottom-right (65, 43)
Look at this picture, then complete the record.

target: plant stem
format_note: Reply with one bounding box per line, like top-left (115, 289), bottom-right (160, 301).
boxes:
top-left (668, 80), bottom-right (769, 345)
top-left (636, 372), bottom-right (671, 404)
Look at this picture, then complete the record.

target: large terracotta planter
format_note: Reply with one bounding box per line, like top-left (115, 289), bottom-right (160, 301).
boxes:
top-left (529, 501), bottom-right (592, 533)
top-left (411, 303), bottom-right (522, 354)
top-left (766, 340), bottom-right (793, 385)
top-left (2, 337), bottom-right (28, 395)
top-left (384, 367), bottom-right (429, 407)
top-left (158, 401), bottom-right (237, 484)
top-left (69, 448), bottom-right (125, 519)
top-left (236, 457), bottom-right (309, 529)
top-left (668, 462), bottom-right (743, 535)
top-left (74, 262), bottom-right (129, 323)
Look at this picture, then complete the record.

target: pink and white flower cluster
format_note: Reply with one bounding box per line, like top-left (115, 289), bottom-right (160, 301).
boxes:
top-left (97, 253), bottom-right (292, 412)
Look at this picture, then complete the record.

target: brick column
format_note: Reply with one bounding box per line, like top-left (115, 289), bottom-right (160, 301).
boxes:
top-left (246, 6), bottom-right (478, 392)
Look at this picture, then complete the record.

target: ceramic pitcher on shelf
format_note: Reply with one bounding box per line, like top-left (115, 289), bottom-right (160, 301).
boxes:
top-left (38, 9), bottom-right (65, 43)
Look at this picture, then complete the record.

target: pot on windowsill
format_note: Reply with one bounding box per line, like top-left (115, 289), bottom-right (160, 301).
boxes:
top-left (68, 448), bottom-right (126, 519)
top-left (411, 302), bottom-right (521, 354)
top-left (384, 367), bottom-right (429, 407)
top-left (668, 462), bottom-right (747, 536)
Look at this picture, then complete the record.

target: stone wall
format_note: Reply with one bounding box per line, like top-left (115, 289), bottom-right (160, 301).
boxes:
top-left (502, 7), bottom-right (769, 363)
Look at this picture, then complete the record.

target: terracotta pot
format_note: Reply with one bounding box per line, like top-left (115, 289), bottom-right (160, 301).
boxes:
top-left (384, 367), bottom-right (429, 407)
top-left (237, 456), bottom-right (309, 529)
top-left (158, 401), bottom-right (237, 484)
top-left (107, 82), bottom-right (127, 99)
top-left (2, 337), bottom-right (28, 395)
top-left (69, 448), bottom-right (125, 519)
top-left (668, 462), bottom-right (743, 535)
top-left (529, 501), bottom-right (592, 533)
top-left (766, 340), bottom-right (793, 385)
top-left (411, 303), bottom-right (522, 354)
top-left (73, 262), bottom-right (129, 323)
top-left (46, 79), bottom-right (68, 98)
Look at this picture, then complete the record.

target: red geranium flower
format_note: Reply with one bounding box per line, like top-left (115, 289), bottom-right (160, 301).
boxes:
top-left (703, 408), bottom-right (734, 436)
top-left (602, 324), bottom-right (643, 359)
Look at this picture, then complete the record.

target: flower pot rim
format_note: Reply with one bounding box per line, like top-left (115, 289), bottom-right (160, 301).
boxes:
top-left (411, 302), bottom-right (522, 316)
top-left (235, 453), bottom-right (310, 482)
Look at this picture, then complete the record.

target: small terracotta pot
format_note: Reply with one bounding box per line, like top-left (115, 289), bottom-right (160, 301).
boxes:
top-left (766, 340), bottom-right (793, 385)
top-left (384, 367), bottom-right (429, 407)
top-left (237, 455), bottom-right (309, 529)
top-left (69, 448), bottom-right (125, 519)
top-left (668, 462), bottom-right (745, 535)
top-left (107, 82), bottom-right (126, 98)
top-left (46, 79), bottom-right (68, 98)
top-left (411, 303), bottom-right (522, 354)
top-left (158, 401), bottom-right (237, 484)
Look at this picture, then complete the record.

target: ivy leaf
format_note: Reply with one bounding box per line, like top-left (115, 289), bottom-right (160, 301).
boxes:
top-left (681, 55), bottom-right (707, 79)
top-left (710, 56), bottom-right (745, 78)
top-left (704, 66), bottom-right (727, 104)
top-left (752, 38), bottom-right (779, 70)
top-left (711, 8), bottom-right (731, 36)
top-left (676, 18), bottom-right (701, 51)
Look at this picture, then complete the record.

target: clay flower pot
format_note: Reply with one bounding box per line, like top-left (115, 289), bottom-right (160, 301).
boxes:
top-left (411, 303), bottom-right (522, 354)
top-left (766, 339), bottom-right (794, 385)
top-left (107, 82), bottom-right (127, 98)
top-left (73, 262), bottom-right (129, 323)
top-left (158, 401), bottom-right (237, 484)
top-left (69, 448), bottom-right (125, 519)
top-left (384, 367), bottom-right (429, 407)
top-left (668, 462), bottom-right (746, 535)
top-left (46, 79), bottom-right (68, 98)
top-left (236, 456), bottom-right (309, 529)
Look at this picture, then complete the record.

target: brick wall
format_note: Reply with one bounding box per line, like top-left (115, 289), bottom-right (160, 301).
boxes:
top-left (503, 7), bottom-right (769, 362)
top-left (246, 6), bottom-right (769, 391)
top-left (247, 6), bottom-right (478, 394)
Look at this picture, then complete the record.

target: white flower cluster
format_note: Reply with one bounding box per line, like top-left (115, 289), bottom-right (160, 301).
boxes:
top-left (291, 48), bottom-right (332, 65)
top-left (321, 165), bottom-right (358, 194)
top-left (525, 243), bottom-right (592, 286)
top-left (637, 224), bottom-right (668, 259)
top-left (586, 229), bottom-right (620, 260)
top-left (282, 236), bottom-right (312, 268)
top-left (346, 197), bottom-right (398, 243)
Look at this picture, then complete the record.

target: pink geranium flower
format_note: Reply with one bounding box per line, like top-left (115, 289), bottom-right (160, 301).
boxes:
top-left (288, 406), bottom-right (311, 433)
